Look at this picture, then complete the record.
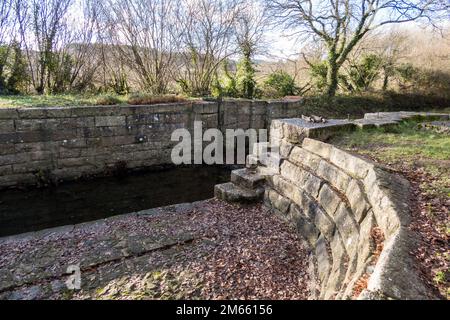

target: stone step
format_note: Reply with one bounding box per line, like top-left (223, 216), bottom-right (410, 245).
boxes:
top-left (246, 154), bottom-right (259, 169)
top-left (246, 153), bottom-right (281, 168)
top-left (256, 166), bottom-right (279, 178)
top-left (215, 182), bottom-right (264, 203)
top-left (231, 168), bottom-right (265, 189)
top-left (259, 153), bottom-right (282, 169)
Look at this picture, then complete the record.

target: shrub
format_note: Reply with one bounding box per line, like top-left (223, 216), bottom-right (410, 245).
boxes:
top-left (127, 93), bottom-right (187, 105)
top-left (263, 71), bottom-right (298, 98)
top-left (396, 63), bottom-right (419, 83)
top-left (310, 61), bottom-right (328, 92)
top-left (348, 54), bottom-right (384, 92)
top-left (0, 42), bottom-right (29, 94)
top-left (95, 95), bottom-right (122, 106)
top-left (236, 55), bottom-right (257, 99)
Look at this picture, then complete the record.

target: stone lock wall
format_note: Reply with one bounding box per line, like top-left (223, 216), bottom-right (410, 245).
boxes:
top-left (0, 99), bottom-right (308, 189)
top-left (0, 102), bottom-right (205, 189)
top-left (262, 113), bottom-right (448, 300)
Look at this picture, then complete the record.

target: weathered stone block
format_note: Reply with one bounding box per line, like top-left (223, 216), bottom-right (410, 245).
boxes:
top-left (0, 165), bottom-right (12, 175)
top-left (317, 160), bottom-right (351, 192)
top-left (346, 179), bottom-right (371, 223)
top-left (270, 120), bottom-right (284, 140)
top-left (0, 133), bottom-right (18, 144)
top-left (307, 122), bottom-right (355, 141)
top-left (0, 173), bottom-right (36, 187)
top-left (71, 106), bottom-right (119, 118)
top-left (266, 189), bottom-right (291, 214)
top-left (95, 116), bottom-right (126, 127)
top-left (215, 182), bottom-right (264, 203)
top-left (289, 146), bottom-right (322, 171)
top-left (315, 235), bottom-right (331, 285)
top-left (19, 107), bottom-right (74, 119)
top-left (0, 143), bottom-right (15, 155)
top-left (364, 169), bottom-right (402, 238)
top-left (57, 157), bottom-right (97, 168)
top-left (0, 120), bottom-right (15, 132)
top-left (367, 229), bottom-right (434, 300)
top-left (302, 172), bottom-right (324, 198)
top-left (302, 138), bottom-right (333, 159)
top-left (279, 140), bottom-right (294, 159)
top-left (12, 160), bottom-right (54, 173)
top-left (280, 160), bottom-right (323, 197)
top-left (357, 211), bottom-right (376, 269)
top-left (317, 184), bottom-right (342, 216)
top-left (314, 207), bottom-right (336, 242)
top-left (0, 152), bottom-right (30, 166)
top-left (251, 101), bottom-right (268, 115)
top-left (282, 122), bottom-right (306, 144)
top-left (232, 168), bottom-right (265, 189)
top-left (0, 108), bottom-right (18, 119)
top-left (330, 147), bottom-right (375, 179)
top-left (15, 142), bottom-right (52, 153)
top-left (334, 202), bottom-right (360, 256)
top-left (323, 233), bottom-right (348, 299)
top-left (289, 205), bottom-right (320, 246)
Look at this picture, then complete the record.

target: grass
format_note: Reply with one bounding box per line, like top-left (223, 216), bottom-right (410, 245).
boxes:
top-left (0, 94), bottom-right (99, 108)
top-left (127, 93), bottom-right (187, 105)
top-left (0, 93), bottom-right (188, 108)
top-left (331, 121), bottom-right (449, 298)
top-left (0, 92), bottom-right (449, 115)
top-left (331, 121), bottom-right (450, 197)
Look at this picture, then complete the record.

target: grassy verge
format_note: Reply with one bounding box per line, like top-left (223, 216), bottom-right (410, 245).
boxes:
top-left (0, 94), bottom-right (188, 108)
top-left (330, 121), bottom-right (449, 299)
top-left (0, 94), bottom-right (103, 108)
top-left (0, 92), bottom-right (449, 117)
top-left (331, 122), bottom-right (449, 197)
top-left (299, 92), bottom-right (450, 119)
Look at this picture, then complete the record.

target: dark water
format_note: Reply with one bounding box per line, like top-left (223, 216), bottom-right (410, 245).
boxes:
top-left (0, 166), bottom-right (232, 237)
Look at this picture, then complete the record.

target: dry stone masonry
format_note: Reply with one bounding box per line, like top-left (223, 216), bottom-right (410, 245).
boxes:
top-left (216, 111), bottom-right (449, 300)
top-left (0, 99), bottom-right (305, 189)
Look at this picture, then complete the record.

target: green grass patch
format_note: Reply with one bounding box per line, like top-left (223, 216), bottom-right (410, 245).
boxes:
top-left (0, 94), bottom-right (99, 108)
top-left (331, 121), bottom-right (450, 198)
top-left (0, 93), bottom-right (190, 108)
top-left (1, 92), bottom-right (449, 115)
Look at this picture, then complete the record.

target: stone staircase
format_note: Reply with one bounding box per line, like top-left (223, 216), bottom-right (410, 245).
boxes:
top-left (214, 168), bottom-right (265, 203)
top-left (215, 142), bottom-right (278, 203)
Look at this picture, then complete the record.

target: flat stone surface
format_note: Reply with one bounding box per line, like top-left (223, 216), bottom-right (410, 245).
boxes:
top-left (0, 199), bottom-right (311, 300)
top-left (215, 182), bottom-right (264, 203)
top-left (231, 168), bottom-right (265, 189)
top-left (280, 118), bottom-right (353, 129)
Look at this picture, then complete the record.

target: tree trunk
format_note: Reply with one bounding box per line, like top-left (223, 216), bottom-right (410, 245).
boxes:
top-left (326, 56), bottom-right (339, 97)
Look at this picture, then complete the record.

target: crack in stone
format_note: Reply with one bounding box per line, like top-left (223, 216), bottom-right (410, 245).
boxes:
top-left (0, 236), bottom-right (197, 295)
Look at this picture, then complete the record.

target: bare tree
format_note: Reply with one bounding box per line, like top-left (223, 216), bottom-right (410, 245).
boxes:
top-left (57, 0), bottom-right (99, 92)
top-left (177, 0), bottom-right (241, 96)
top-left (0, 0), bottom-right (14, 44)
top-left (14, 0), bottom-right (99, 94)
top-left (99, 0), bottom-right (181, 94)
top-left (16, 0), bottom-right (73, 94)
top-left (235, 1), bottom-right (268, 59)
top-left (0, 0), bottom-right (14, 91)
top-left (232, 1), bottom-right (269, 98)
top-left (267, 0), bottom-right (448, 96)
